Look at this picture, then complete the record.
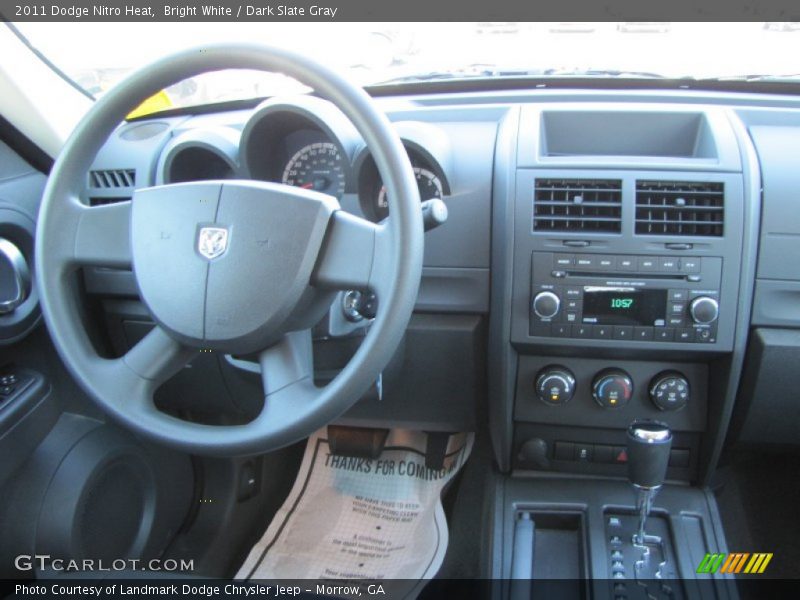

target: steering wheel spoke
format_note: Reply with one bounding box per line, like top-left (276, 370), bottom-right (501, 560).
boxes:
top-left (313, 211), bottom-right (393, 296)
top-left (252, 329), bottom-right (322, 425)
top-left (72, 199), bottom-right (133, 269)
top-left (258, 329), bottom-right (314, 397)
top-left (122, 325), bottom-right (197, 386)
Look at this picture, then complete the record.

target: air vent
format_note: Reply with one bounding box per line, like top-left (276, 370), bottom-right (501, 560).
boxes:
top-left (534, 179), bottom-right (622, 233)
top-left (89, 196), bottom-right (131, 207)
top-left (635, 181), bottom-right (724, 237)
top-left (88, 169), bottom-right (136, 189)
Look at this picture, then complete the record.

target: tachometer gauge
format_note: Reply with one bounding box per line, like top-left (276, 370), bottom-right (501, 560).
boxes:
top-left (377, 167), bottom-right (443, 212)
top-left (282, 142), bottom-right (346, 199)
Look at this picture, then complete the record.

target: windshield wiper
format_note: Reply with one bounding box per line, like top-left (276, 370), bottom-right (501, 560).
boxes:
top-left (694, 73), bottom-right (800, 83)
top-left (370, 66), bottom-right (668, 86)
top-left (529, 68), bottom-right (667, 79)
top-left (369, 69), bottom-right (497, 85)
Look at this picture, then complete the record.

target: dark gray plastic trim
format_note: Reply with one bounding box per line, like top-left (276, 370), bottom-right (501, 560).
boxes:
top-left (518, 103), bottom-right (742, 171)
top-left (696, 110), bottom-right (762, 485)
top-left (752, 279), bottom-right (800, 326)
top-left (488, 106), bottom-right (521, 473)
top-left (156, 126), bottom-right (240, 184)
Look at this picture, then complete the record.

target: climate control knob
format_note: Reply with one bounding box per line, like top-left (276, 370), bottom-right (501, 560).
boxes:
top-left (535, 365), bottom-right (576, 406)
top-left (532, 291), bottom-right (561, 319)
top-left (649, 371), bottom-right (690, 411)
top-left (689, 296), bottom-right (719, 325)
top-left (592, 369), bottom-right (634, 409)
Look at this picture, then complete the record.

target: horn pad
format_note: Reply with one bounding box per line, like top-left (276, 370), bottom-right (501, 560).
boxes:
top-left (130, 181), bottom-right (337, 353)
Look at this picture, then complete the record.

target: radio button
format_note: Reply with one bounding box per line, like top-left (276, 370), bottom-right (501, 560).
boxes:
top-left (564, 287), bottom-right (582, 298)
top-left (532, 291), bottom-right (561, 319)
top-left (616, 256), bottom-right (637, 271)
top-left (654, 328), bottom-right (675, 341)
top-left (689, 296), bottom-right (720, 325)
top-left (593, 325), bottom-right (613, 339)
top-left (634, 327), bottom-right (654, 341)
top-left (613, 326), bottom-right (633, 340)
top-left (659, 257), bottom-right (680, 272)
top-left (680, 258), bottom-right (701, 274)
top-left (572, 324), bottom-right (592, 338)
top-left (554, 254), bottom-right (575, 268)
top-left (575, 255), bottom-right (596, 269)
top-left (676, 328), bottom-right (695, 342)
top-left (638, 256), bottom-right (659, 271)
top-left (530, 321), bottom-right (551, 337)
top-left (668, 289), bottom-right (688, 302)
top-left (552, 324), bottom-right (571, 337)
top-left (597, 255), bottom-right (615, 270)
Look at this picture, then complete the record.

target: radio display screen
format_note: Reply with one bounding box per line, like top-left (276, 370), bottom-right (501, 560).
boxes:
top-left (582, 289), bottom-right (667, 326)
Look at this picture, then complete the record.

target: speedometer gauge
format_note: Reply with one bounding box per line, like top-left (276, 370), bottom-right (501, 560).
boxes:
top-left (377, 167), bottom-right (443, 212)
top-left (282, 142), bottom-right (346, 199)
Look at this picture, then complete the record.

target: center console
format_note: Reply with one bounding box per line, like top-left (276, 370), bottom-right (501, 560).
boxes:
top-left (487, 103), bottom-right (759, 590)
top-left (504, 106), bottom-right (747, 484)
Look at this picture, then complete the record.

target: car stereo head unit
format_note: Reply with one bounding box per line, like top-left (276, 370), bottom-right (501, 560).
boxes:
top-left (581, 287), bottom-right (667, 326)
top-left (530, 252), bottom-right (722, 344)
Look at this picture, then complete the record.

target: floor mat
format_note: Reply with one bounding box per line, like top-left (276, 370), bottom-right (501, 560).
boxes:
top-left (236, 429), bottom-right (473, 595)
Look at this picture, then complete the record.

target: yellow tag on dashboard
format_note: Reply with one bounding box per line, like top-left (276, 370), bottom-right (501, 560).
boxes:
top-left (126, 90), bottom-right (173, 119)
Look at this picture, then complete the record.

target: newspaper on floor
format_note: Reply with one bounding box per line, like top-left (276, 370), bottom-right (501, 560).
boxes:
top-left (236, 428), bottom-right (474, 598)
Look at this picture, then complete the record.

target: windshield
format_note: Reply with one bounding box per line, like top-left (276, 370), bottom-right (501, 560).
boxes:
top-left (12, 22), bottom-right (800, 110)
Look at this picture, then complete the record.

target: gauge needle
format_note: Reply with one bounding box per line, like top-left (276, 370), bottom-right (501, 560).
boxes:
top-left (300, 182), bottom-right (314, 189)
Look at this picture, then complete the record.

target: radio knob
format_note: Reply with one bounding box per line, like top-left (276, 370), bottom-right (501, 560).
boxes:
top-left (592, 369), bottom-right (634, 409)
top-left (689, 296), bottom-right (719, 325)
top-left (532, 291), bottom-right (561, 319)
top-left (535, 365), bottom-right (576, 406)
top-left (649, 371), bottom-right (690, 411)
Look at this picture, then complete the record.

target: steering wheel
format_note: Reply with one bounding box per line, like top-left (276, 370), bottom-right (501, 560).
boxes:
top-left (35, 45), bottom-right (424, 456)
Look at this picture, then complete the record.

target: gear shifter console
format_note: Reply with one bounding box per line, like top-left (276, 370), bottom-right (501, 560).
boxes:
top-left (604, 421), bottom-right (683, 596)
top-left (604, 513), bottom-right (682, 596)
top-left (627, 420), bottom-right (672, 544)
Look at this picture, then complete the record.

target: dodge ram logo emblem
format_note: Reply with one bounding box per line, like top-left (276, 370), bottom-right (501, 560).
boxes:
top-left (197, 227), bottom-right (229, 260)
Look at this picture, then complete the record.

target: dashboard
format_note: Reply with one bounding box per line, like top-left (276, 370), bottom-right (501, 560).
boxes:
top-left (74, 86), bottom-right (800, 488)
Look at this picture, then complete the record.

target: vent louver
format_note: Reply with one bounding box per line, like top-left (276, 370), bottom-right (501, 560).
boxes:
top-left (88, 196), bottom-right (131, 207)
top-left (88, 169), bottom-right (136, 189)
top-left (86, 169), bottom-right (135, 206)
top-left (635, 181), bottom-right (724, 237)
top-left (534, 179), bottom-right (622, 233)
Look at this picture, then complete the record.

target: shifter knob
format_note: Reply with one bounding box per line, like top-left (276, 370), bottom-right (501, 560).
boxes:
top-left (626, 420), bottom-right (672, 489)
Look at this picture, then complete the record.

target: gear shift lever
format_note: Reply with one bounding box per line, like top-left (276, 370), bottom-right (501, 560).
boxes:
top-left (626, 420), bottom-right (672, 545)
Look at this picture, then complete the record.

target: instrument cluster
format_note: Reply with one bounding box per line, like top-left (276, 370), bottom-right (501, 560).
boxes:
top-left (159, 95), bottom-right (452, 223)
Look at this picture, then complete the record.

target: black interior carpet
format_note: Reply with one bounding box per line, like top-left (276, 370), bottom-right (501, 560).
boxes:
top-left (714, 444), bottom-right (800, 581)
top-left (433, 429), bottom-right (497, 580)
